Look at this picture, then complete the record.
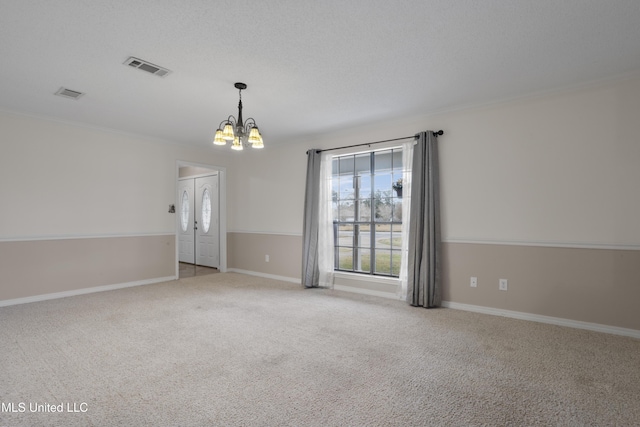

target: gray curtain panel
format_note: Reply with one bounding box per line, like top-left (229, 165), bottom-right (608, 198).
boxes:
top-left (407, 131), bottom-right (442, 307)
top-left (301, 149), bottom-right (322, 288)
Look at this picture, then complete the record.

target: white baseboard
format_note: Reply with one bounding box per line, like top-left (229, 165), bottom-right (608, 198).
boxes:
top-left (227, 268), bottom-right (300, 284)
top-left (442, 301), bottom-right (640, 339)
top-left (0, 276), bottom-right (177, 308)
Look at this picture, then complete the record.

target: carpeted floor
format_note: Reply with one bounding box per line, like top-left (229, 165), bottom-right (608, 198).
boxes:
top-left (1, 273), bottom-right (639, 426)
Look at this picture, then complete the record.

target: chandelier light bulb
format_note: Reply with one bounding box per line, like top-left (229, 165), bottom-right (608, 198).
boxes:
top-left (248, 127), bottom-right (261, 144)
top-left (222, 123), bottom-right (235, 141)
top-left (213, 129), bottom-right (226, 145)
top-left (231, 137), bottom-right (243, 150)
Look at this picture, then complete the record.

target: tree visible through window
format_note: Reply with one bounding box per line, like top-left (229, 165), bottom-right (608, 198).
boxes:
top-left (332, 148), bottom-right (403, 277)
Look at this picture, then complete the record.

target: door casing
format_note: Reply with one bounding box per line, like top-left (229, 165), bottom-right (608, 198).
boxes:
top-left (175, 161), bottom-right (227, 277)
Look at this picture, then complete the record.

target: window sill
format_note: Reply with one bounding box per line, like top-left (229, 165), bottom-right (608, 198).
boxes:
top-left (333, 271), bottom-right (400, 299)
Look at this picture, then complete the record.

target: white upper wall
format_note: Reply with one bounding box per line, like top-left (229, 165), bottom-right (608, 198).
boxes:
top-left (0, 112), bottom-right (235, 238)
top-left (2, 73), bottom-right (640, 246)
top-left (231, 74), bottom-right (640, 247)
top-left (437, 76), bottom-right (640, 246)
top-left (226, 145), bottom-right (306, 234)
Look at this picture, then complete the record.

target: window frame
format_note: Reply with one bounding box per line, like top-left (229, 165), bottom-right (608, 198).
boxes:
top-left (331, 147), bottom-right (404, 278)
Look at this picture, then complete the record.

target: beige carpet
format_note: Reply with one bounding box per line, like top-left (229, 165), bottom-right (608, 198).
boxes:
top-left (1, 273), bottom-right (638, 426)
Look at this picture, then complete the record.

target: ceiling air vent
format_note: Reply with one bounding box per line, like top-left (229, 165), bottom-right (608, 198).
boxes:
top-left (54, 87), bottom-right (85, 100)
top-left (124, 57), bottom-right (171, 77)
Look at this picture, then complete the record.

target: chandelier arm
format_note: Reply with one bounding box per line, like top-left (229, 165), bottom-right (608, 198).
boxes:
top-left (242, 118), bottom-right (258, 133)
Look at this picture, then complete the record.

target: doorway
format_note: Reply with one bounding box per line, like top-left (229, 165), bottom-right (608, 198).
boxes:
top-left (178, 174), bottom-right (219, 268)
top-left (176, 163), bottom-right (227, 278)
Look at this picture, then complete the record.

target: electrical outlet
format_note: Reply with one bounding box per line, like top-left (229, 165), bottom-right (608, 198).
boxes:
top-left (470, 277), bottom-right (478, 288)
top-left (265, 254), bottom-right (270, 263)
top-left (499, 279), bottom-right (508, 291)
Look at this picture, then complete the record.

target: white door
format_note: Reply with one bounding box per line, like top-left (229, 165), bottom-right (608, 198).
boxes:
top-left (178, 179), bottom-right (195, 263)
top-left (195, 175), bottom-right (219, 268)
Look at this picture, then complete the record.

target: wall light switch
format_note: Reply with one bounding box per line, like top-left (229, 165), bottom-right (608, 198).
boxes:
top-left (470, 277), bottom-right (478, 288)
top-left (265, 255), bottom-right (270, 263)
top-left (499, 279), bottom-right (508, 291)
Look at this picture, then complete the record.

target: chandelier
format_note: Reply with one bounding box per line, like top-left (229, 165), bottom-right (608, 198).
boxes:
top-left (213, 82), bottom-right (264, 150)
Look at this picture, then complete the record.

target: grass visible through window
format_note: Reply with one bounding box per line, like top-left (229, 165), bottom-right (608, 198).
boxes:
top-left (338, 249), bottom-right (401, 276)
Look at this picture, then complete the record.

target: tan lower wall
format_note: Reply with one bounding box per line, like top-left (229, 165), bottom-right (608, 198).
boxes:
top-left (226, 232), bottom-right (640, 331)
top-left (0, 235), bottom-right (176, 301)
top-left (443, 242), bottom-right (640, 331)
top-left (227, 232), bottom-right (302, 280)
top-left (333, 274), bottom-right (398, 294)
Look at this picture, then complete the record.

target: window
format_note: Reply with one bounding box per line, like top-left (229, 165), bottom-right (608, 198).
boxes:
top-left (180, 190), bottom-right (189, 232)
top-left (202, 188), bottom-right (211, 233)
top-left (332, 148), bottom-right (403, 277)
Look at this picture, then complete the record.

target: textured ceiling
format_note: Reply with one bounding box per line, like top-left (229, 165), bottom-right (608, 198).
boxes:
top-left (1, 0), bottom-right (640, 148)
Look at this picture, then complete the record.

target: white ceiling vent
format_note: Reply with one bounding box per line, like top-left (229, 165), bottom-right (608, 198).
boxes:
top-left (124, 57), bottom-right (171, 77)
top-left (54, 87), bottom-right (85, 100)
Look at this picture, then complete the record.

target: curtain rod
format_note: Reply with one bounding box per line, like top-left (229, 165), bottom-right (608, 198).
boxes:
top-left (315, 130), bottom-right (443, 153)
